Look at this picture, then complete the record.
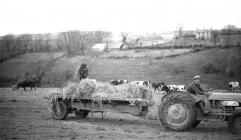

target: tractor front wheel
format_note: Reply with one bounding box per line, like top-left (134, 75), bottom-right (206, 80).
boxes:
top-left (228, 111), bottom-right (241, 136)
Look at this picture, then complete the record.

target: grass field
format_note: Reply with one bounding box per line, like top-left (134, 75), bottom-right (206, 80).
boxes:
top-left (0, 48), bottom-right (240, 89)
top-left (101, 48), bottom-right (192, 58)
top-left (1, 88), bottom-right (239, 140)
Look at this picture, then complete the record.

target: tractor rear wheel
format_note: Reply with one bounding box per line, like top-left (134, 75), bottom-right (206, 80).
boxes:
top-left (159, 92), bottom-right (196, 131)
top-left (228, 111), bottom-right (241, 136)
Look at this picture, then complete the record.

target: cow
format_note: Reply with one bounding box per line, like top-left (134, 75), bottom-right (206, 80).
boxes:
top-left (228, 81), bottom-right (240, 90)
top-left (110, 79), bottom-right (128, 85)
top-left (152, 82), bottom-right (171, 93)
top-left (167, 84), bottom-right (186, 92)
top-left (15, 80), bottom-right (36, 91)
top-left (130, 80), bottom-right (150, 87)
top-left (152, 82), bottom-right (163, 91)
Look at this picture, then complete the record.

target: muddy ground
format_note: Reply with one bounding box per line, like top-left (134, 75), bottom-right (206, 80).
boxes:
top-left (0, 88), bottom-right (240, 140)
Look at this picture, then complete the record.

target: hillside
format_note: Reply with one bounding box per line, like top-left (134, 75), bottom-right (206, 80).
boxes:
top-left (0, 48), bottom-right (240, 89)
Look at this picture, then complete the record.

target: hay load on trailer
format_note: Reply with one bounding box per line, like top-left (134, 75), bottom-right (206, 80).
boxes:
top-left (48, 79), bottom-right (155, 120)
top-left (62, 79), bottom-right (153, 101)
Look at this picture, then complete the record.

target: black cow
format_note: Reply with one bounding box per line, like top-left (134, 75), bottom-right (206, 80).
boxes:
top-left (152, 81), bottom-right (170, 93)
top-left (16, 80), bottom-right (36, 91)
top-left (110, 79), bottom-right (128, 85)
top-left (152, 82), bottom-right (163, 91)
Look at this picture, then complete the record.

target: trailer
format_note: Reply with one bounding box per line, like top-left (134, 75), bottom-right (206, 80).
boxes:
top-left (50, 95), bottom-right (153, 120)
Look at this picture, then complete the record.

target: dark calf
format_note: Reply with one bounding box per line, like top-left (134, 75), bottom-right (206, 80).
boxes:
top-left (17, 80), bottom-right (36, 91)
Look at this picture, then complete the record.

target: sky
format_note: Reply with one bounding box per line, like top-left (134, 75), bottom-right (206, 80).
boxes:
top-left (0, 0), bottom-right (241, 38)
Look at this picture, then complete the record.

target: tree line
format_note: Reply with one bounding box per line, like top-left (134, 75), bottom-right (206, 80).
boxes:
top-left (0, 30), bottom-right (112, 61)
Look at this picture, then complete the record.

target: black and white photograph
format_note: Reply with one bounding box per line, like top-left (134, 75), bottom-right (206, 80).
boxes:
top-left (0, 0), bottom-right (241, 139)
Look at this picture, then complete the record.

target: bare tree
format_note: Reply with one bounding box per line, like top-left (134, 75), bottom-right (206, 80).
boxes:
top-left (103, 32), bottom-right (112, 53)
top-left (176, 23), bottom-right (183, 38)
top-left (42, 34), bottom-right (51, 52)
top-left (120, 32), bottom-right (128, 50)
top-left (1, 34), bottom-right (15, 53)
top-left (55, 34), bottom-right (65, 51)
top-left (78, 32), bottom-right (88, 56)
top-left (33, 34), bottom-right (44, 52)
top-left (31, 60), bottom-right (45, 86)
top-left (211, 30), bottom-right (219, 45)
top-left (60, 32), bottom-right (72, 53)
top-left (221, 25), bottom-right (237, 47)
top-left (19, 34), bottom-right (32, 52)
top-left (60, 31), bottom-right (89, 55)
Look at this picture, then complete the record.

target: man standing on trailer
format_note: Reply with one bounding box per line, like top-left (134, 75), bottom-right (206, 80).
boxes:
top-left (74, 63), bottom-right (89, 83)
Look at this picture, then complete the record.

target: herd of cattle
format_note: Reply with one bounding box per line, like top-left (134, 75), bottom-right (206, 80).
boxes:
top-left (110, 79), bottom-right (240, 93)
top-left (12, 78), bottom-right (240, 93)
top-left (111, 79), bottom-right (188, 93)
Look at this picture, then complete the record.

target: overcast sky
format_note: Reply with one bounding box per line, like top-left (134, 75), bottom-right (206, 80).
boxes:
top-left (0, 0), bottom-right (241, 36)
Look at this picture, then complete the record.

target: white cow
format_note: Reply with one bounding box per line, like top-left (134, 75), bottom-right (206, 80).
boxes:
top-left (130, 80), bottom-right (150, 87)
top-left (229, 81), bottom-right (240, 90)
top-left (167, 85), bottom-right (186, 92)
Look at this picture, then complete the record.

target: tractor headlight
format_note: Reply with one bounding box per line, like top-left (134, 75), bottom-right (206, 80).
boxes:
top-left (221, 101), bottom-right (239, 106)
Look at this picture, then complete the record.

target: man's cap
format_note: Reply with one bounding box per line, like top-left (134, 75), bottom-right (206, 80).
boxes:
top-left (160, 82), bottom-right (165, 85)
top-left (193, 75), bottom-right (201, 80)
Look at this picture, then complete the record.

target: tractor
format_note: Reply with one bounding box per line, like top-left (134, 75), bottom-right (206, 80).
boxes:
top-left (159, 90), bottom-right (241, 136)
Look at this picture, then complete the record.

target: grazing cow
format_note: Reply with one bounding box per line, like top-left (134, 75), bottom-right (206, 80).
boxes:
top-left (131, 80), bottom-right (150, 87)
top-left (16, 80), bottom-right (36, 91)
top-left (229, 81), bottom-right (240, 90)
top-left (167, 85), bottom-right (186, 92)
top-left (110, 79), bottom-right (128, 85)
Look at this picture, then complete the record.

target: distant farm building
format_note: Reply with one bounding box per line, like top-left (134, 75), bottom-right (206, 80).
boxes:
top-left (195, 29), bottom-right (212, 40)
top-left (133, 35), bottom-right (164, 46)
top-left (92, 42), bottom-right (126, 51)
top-left (92, 43), bottom-right (106, 51)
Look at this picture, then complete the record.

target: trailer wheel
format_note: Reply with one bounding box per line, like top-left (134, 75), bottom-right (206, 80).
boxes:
top-left (159, 92), bottom-right (196, 131)
top-left (228, 111), bottom-right (241, 136)
top-left (74, 110), bottom-right (89, 119)
top-left (51, 100), bottom-right (68, 120)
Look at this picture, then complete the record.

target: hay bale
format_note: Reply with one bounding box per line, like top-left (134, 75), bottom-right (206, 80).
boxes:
top-left (126, 84), bottom-right (153, 100)
top-left (93, 83), bottom-right (116, 100)
top-left (62, 79), bottom-right (154, 103)
top-left (63, 82), bottom-right (77, 99)
top-left (62, 79), bottom-right (96, 99)
top-left (92, 83), bottom-right (154, 102)
top-left (75, 79), bottom-right (96, 98)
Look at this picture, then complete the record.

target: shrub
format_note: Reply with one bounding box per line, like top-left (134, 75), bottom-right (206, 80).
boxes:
top-left (192, 48), bottom-right (202, 52)
top-left (202, 63), bottom-right (220, 73)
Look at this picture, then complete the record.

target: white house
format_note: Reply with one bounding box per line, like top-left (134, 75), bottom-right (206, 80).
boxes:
top-left (92, 41), bottom-right (126, 51)
top-left (195, 29), bottom-right (212, 40)
top-left (92, 43), bottom-right (106, 51)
